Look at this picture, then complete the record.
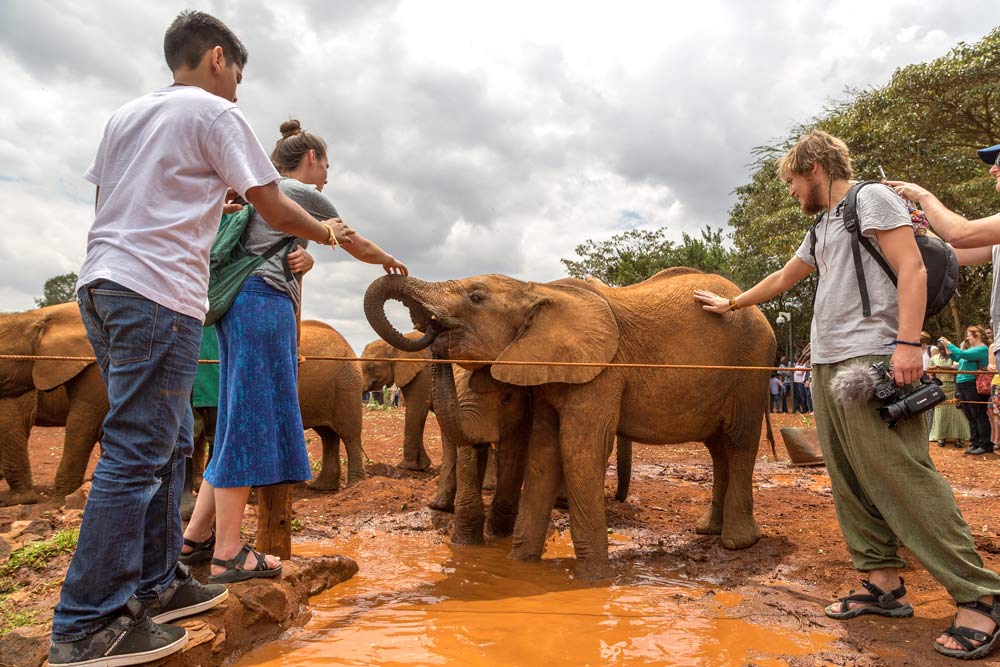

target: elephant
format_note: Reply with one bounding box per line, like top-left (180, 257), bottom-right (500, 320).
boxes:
top-left (364, 267), bottom-right (776, 580)
top-left (0, 303), bottom-right (109, 504)
top-left (360, 336), bottom-right (433, 470)
top-left (294, 320), bottom-right (365, 491)
top-left (439, 365), bottom-right (633, 546)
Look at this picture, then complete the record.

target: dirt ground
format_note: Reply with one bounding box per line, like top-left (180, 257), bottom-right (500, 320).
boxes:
top-left (3, 406), bottom-right (1000, 666)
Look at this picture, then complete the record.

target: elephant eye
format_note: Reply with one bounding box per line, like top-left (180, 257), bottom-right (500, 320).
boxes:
top-left (500, 392), bottom-right (512, 405)
top-left (469, 291), bottom-right (486, 304)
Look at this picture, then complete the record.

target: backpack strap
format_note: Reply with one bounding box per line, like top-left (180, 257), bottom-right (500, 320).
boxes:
top-left (809, 212), bottom-right (824, 278)
top-left (841, 181), bottom-right (899, 317)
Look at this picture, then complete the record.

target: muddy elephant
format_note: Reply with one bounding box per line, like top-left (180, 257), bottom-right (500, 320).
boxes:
top-left (437, 366), bottom-right (633, 546)
top-left (360, 336), bottom-right (433, 470)
top-left (0, 303), bottom-right (109, 504)
top-left (296, 320), bottom-right (365, 491)
top-left (365, 268), bottom-right (775, 579)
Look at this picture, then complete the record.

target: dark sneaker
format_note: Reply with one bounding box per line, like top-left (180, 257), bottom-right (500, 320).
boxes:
top-left (48, 597), bottom-right (187, 667)
top-left (144, 563), bottom-right (229, 623)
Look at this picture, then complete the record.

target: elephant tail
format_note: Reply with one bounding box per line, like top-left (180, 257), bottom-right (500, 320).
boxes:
top-left (763, 410), bottom-right (776, 458)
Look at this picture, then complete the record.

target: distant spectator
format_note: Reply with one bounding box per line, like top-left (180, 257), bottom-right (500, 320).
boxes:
top-left (769, 373), bottom-right (783, 413)
top-left (778, 355), bottom-right (793, 413)
top-left (929, 345), bottom-right (970, 448)
top-left (941, 326), bottom-right (992, 455)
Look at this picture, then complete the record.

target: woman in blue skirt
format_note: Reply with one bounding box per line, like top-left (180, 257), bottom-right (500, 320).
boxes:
top-left (180, 120), bottom-right (408, 582)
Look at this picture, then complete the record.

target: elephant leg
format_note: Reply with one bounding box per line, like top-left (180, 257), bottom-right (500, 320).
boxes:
top-left (180, 456), bottom-right (196, 521)
top-left (560, 422), bottom-right (615, 581)
top-left (0, 394), bottom-right (39, 505)
top-left (399, 386), bottom-right (432, 470)
top-left (696, 436), bottom-right (729, 536)
top-left (428, 433), bottom-right (456, 512)
top-left (715, 429), bottom-right (762, 550)
top-left (309, 426), bottom-right (342, 492)
top-left (451, 444), bottom-right (488, 545)
top-left (482, 448), bottom-right (497, 491)
top-left (511, 398), bottom-right (561, 562)
top-left (488, 418), bottom-right (530, 537)
top-left (342, 429), bottom-right (366, 486)
top-left (54, 366), bottom-right (109, 499)
top-left (614, 436), bottom-right (631, 502)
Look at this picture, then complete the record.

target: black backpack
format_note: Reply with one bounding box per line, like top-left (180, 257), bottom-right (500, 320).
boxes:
top-left (809, 180), bottom-right (959, 320)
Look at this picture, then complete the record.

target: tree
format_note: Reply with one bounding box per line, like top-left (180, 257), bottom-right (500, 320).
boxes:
top-left (35, 273), bottom-right (78, 308)
top-left (561, 225), bottom-right (733, 287)
top-left (730, 26), bottom-right (1000, 341)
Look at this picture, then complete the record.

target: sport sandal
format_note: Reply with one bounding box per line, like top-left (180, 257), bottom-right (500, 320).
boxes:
top-left (825, 578), bottom-right (914, 620)
top-left (179, 530), bottom-right (215, 565)
top-left (208, 544), bottom-right (282, 584)
top-left (934, 598), bottom-right (1000, 660)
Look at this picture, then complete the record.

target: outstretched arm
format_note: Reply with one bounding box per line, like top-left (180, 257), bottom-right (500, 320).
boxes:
top-left (693, 255), bottom-right (814, 314)
top-left (244, 181), bottom-right (355, 246)
top-left (886, 180), bottom-right (1000, 249)
top-left (340, 233), bottom-right (408, 275)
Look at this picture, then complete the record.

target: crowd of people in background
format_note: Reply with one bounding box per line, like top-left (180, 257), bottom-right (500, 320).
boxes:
top-left (769, 351), bottom-right (813, 414)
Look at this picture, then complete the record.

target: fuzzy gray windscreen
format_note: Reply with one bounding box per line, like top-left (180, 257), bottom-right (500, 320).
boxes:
top-left (828, 362), bottom-right (880, 403)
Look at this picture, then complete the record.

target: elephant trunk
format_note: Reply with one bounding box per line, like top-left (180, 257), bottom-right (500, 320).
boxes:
top-left (431, 353), bottom-right (474, 448)
top-left (364, 275), bottom-right (438, 352)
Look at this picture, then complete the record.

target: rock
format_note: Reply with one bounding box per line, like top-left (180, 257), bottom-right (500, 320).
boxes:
top-left (62, 484), bottom-right (90, 511)
top-left (0, 625), bottom-right (48, 667)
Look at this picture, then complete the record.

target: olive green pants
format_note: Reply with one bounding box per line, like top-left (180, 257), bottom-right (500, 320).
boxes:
top-left (813, 355), bottom-right (1000, 602)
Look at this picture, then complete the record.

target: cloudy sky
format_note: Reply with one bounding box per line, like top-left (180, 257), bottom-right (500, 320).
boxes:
top-left (1, 1), bottom-right (997, 352)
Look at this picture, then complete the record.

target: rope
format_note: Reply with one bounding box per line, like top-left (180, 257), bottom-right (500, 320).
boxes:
top-left (0, 353), bottom-right (993, 376)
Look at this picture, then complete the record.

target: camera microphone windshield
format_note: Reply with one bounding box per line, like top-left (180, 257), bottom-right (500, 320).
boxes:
top-left (829, 362), bottom-right (881, 404)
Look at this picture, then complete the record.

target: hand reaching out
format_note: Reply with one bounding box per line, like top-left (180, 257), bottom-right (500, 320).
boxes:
top-left (693, 289), bottom-right (731, 314)
top-left (383, 257), bottom-right (408, 276)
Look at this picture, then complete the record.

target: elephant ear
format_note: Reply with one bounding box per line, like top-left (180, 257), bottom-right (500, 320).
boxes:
top-left (33, 304), bottom-right (94, 391)
top-left (491, 283), bottom-right (619, 387)
top-left (393, 357), bottom-right (423, 388)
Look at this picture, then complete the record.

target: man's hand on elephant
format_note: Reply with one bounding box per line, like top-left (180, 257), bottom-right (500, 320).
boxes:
top-left (287, 247), bottom-right (314, 275)
top-left (383, 257), bottom-right (408, 276)
top-left (884, 180), bottom-right (932, 205)
top-left (693, 289), bottom-right (731, 315)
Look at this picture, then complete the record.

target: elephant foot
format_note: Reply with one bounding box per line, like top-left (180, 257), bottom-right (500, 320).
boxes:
top-left (573, 558), bottom-right (615, 581)
top-left (427, 496), bottom-right (454, 513)
top-left (553, 495), bottom-right (569, 510)
top-left (508, 548), bottom-right (541, 563)
top-left (397, 459), bottom-right (430, 472)
top-left (346, 472), bottom-right (366, 486)
top-left (450, 528), bottom-right (485, 545)
top-left (308, 476), bottom-right (341, 493)
top-left (487, 511), bottom-right (516, 537)
top-left (720, 521), bottom-right (762, 550)
top-left (695, 512), bottom-right (724, 536)
top-left (180, 492), bottom-right (196, 522)
top-left (2, 489), bottom-right (39, 506)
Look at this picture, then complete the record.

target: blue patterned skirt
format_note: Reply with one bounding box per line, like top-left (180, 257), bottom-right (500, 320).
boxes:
top-left (204, 276), bottom-right (311, 488)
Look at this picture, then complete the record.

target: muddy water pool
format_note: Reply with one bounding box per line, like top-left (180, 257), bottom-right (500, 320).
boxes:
top-left (238, 530), bottom-right (830, 666)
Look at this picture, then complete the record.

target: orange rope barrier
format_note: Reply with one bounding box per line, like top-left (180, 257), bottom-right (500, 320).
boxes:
top-left (0, 353), bottom-right (995, 376)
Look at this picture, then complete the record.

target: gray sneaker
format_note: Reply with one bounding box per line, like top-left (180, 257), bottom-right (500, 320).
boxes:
top-left (144, 563), bottom-right (229, 623)
top-left (48, 597), bottom-right (187, 667)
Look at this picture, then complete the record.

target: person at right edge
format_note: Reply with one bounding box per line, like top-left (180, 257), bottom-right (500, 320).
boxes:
top-left (694, 130), bottom-right (1000, 660)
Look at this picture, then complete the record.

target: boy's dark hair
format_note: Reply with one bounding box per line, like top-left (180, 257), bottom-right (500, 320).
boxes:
top-left (163, 10), bottom-right (248, 73)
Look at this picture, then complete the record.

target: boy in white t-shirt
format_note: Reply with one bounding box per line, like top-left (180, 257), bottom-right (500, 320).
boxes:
top-left (49, 11), bottom-right (353, 667)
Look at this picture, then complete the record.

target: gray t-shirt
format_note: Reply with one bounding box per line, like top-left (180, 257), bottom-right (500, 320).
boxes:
top-left (245, 178), bottom-right (339, 311)
top-left (794, 184), bottom-right (912, 364)
top-left (991, 243), bottom-right (1000, 349)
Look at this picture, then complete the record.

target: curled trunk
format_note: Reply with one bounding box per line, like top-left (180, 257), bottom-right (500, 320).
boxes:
top-left (430, 354), bottom-right (473, 448)
top-left (363, 275), bottom-right (437, 352)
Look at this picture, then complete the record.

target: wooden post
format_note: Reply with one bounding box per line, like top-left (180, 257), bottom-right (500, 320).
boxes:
top-left (256, 484), bottom-right (292, 560)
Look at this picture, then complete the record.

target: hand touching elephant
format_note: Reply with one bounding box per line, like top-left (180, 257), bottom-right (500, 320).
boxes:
top-left (365, 268), bottom-right (775, 579)
top-left (361, 336), bottom-right (433, 471)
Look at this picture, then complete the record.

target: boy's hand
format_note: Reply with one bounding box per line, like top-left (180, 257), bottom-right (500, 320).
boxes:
top-left (325, 218), bottom-right (355, 245)
top-left (693, 289), bottom-right (730, 314)
top-left (891, 345), bottom-right (924, 386)
top-left (288, 247), bottom-right (314, 274)
top-left (223, 188), bottom-right (244, 214)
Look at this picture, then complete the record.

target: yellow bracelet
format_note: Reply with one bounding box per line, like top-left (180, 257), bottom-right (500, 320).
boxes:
top-left (729, 296), bottom-right (740, 311)
top-left (324, 224), bottom-right (338, 247)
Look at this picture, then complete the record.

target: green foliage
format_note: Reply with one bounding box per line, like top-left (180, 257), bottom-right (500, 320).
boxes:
top-left (0, 597), bottom-right (37, 636)
top-left (561, 225), bottom-right (733, 286)
top-left (0, 529), bottom-right (79, 577)
top-left (290, 518), bottom-right (304, 533)
top-left (34, 272), bottom-right (79, 308)
top-left (730, 26), bottom-right (1000, 344)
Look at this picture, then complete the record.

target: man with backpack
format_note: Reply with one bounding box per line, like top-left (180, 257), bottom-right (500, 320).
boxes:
top-left (695, 130), bottom-right (1000, 660)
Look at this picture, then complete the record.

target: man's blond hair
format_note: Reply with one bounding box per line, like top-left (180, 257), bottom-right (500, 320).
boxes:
top-left (777, 129), bottom-right (853, 182)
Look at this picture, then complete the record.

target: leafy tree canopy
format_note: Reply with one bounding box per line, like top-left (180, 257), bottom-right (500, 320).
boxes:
top-left (35, 273), bottom-right (78, 308)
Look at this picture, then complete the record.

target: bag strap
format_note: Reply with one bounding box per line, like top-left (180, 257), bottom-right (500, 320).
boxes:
top-left (809, 213), bottom-right (823, 278)
top-left (841, 180), bottom-right (899, 317)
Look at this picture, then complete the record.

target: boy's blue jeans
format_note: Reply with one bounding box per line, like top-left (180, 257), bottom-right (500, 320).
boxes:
top-left (52, 280), bottom-right (202, 641)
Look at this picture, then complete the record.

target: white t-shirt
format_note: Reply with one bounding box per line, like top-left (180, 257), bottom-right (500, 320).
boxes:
top-left (78, 85), bottom-right (280, 320)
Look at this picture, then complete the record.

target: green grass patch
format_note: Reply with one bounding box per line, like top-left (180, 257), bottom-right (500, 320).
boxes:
top-left (1, 529), bottom-right (79, 578)
top-left (0, 596), bottom-right (38, 637)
